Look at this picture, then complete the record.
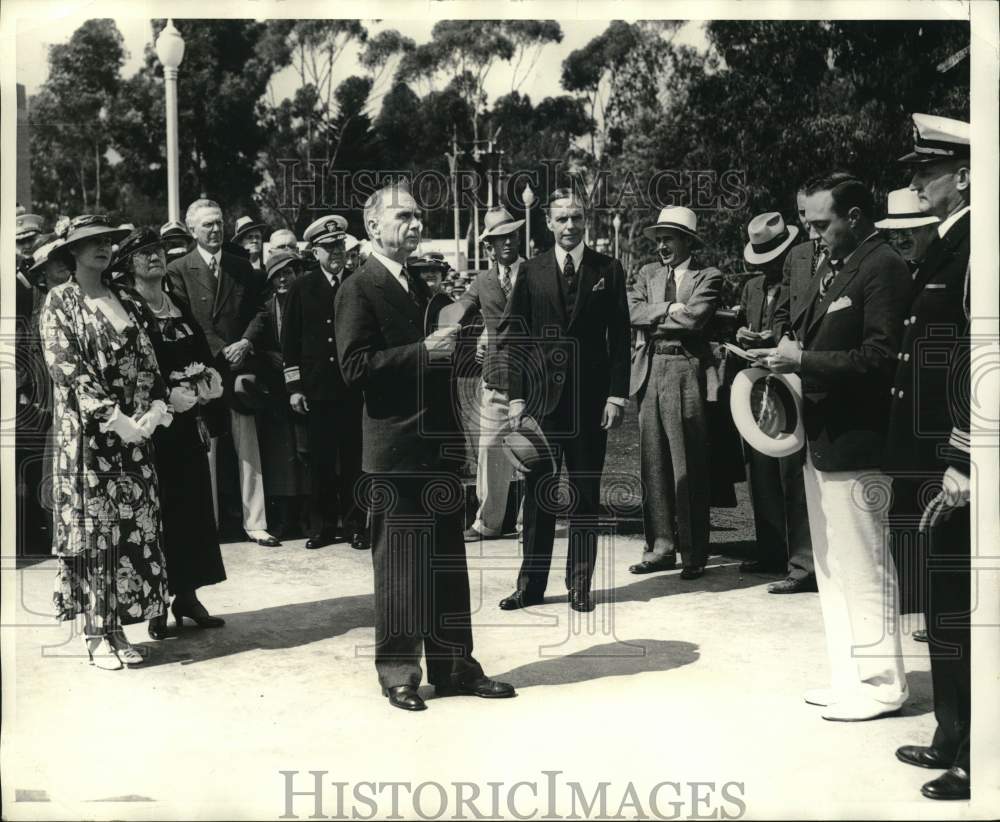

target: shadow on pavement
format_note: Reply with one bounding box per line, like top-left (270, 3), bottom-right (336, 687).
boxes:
top-left (595, 557), bottom-right (775, 605)
top-left (136, 593), bottom-right (374, 668)
top-left (491, 638), bottom-right (699, 689)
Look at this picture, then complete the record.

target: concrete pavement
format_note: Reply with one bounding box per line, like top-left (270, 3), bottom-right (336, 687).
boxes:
top-left (0, 492), bottom-right (980, 820)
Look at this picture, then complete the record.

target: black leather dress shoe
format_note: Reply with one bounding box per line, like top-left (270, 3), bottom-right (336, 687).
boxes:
top-left (436, 677), bottom-right (516, 699)
top-left (921, 767), bottom-right (969, 800)
top-left (305, 534), bottom-right (336, 550)
top-left (680, 566), bottom-right (705, 580)
top-left (499, 591), bottom-right (543, 610)
top-left (569, 588), bottom-right (594, 612)
top-left (896, 744), bottom-right (954, 769)
top-left (768, 576), bottom-right (818, 594)
top-left (350, 530), bottom-right (370, 550)
top-left (913, 629), bottom-right (929, 643)
top-left (629, 559), bottom-right (676, 574)
top-left (383, 685), bottom-right (427, 712)
top-left (739, 560), bottom-right (785, 573)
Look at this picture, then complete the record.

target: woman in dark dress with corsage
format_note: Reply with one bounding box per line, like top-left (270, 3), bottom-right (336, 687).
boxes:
top-left (41, 216), bottom-right (174, 669)
top-left (114, 227), bottom-right (228, 638)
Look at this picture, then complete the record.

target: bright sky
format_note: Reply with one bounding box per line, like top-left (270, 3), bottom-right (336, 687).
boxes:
top-left (15, 16), bottom-right (709, 108)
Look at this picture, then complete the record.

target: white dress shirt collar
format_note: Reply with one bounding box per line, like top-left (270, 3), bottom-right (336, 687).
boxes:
top-left (197, 245), bottom-right (221, 270)
top-left (371, 248), bottom-right (408, 291)
top-left (938, 205), bottom-right (970, 239)
top-left (322, 267), bottom-right (341, 288)
top-left (497, 257), bottom-right (524, 285)
top-left (553, 242), bottom-right (585, 273)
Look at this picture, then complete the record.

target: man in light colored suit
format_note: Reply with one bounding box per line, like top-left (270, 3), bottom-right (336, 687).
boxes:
top-left (167, 199), bottom-right (279, 547)
top-left (456, 206), bottom-right (525, 541)
top-left (628, 206), bottom-right (722, 580)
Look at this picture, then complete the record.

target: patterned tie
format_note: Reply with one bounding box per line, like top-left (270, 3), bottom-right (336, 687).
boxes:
top-left (810, 241), bottom-right (822, 277)
top-left (402, 265), bottom-right (424, 309)
top-left (208, 256), bottom-right (218, 280)
top-left (499, 265), bottom-right (512, 300)
top-left (818, 258), bottom-right (841, 298)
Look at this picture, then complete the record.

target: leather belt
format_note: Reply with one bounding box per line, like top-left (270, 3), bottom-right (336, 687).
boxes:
top-left (652, 340), bottom-right (686, 355)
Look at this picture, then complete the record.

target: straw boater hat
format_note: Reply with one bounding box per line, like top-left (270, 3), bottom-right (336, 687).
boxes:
top-left (478, 206), bottom-right (524, 242)
top-left (730, 369), bottom-right (805, 458)
top-left (875, 188), bottom-right (941, 230)
top-left (232, 215), bottom-right (269, 243)
top-left (897, 113), bottom-right (969, 165)
top-left (642, 205), bottom-right (700, 243)
top-left (743, 212), bottom-right (799, 266)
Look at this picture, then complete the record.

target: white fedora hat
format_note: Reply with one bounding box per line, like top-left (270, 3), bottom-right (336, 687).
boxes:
top-left (743, 212), bottom-right (799, 266)
top-left (874, 188), bottom-right (941, 230)
top-left (730, 368), bottom-right (805, 458)
top-left (642, 205), bottom-right (699, 242)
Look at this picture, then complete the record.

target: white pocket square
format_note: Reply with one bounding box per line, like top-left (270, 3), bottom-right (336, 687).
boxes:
top-left (592, 278), bottom-right (606, 292)
top-left (826, 296), bottom-right (852, 314)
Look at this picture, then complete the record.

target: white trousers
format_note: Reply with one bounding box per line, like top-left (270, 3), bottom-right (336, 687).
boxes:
top-left (802, 451), bottom-right (907, 705)
top-left (472, 384), bottom-right (519, 536)
top-left (207, 409), bottom-right (268, 533)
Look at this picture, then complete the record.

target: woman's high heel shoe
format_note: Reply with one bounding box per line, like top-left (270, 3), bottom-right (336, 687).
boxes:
top-left (107, 628), bottom-right (146, 666)
top-left (147, 613), bottom-right (172, 641)
top-left (171, 598), bottom-right (225, 629)
top-left (84, 634), bottom-right (123, 671)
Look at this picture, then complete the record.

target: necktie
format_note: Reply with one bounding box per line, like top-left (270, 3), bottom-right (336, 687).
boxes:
top-left (208, 257), bottom-right (218, 280)
top-left (402, 266), bottom-right (424, 308)
top-left (499, 265), bottom-right (512, 300)
top-left (810, 241), bottom-right (822, 277)
top-left (818, 259), bottom-right (841, 298)
top-left (663, 265), bottom-right (676, 303)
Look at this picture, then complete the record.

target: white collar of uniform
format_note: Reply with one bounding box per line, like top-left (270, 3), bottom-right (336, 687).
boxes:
top-left (322, 267), bottom-right (341, 287)
top-left (938, 205), bottom-right (970, 239)
top-left (197, 245), bottom-right (221, 269)
top-left (553, 242), bottom-right (585, 272)
top-left (371, 247), bottom-right (405, 280)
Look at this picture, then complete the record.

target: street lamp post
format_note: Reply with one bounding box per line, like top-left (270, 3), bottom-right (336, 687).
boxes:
top-left (155, 19), bottom-right (185, 223)
top-left (613, 212), bottom-right (622, 260)
top-left (523, 183), bottom-right (535, 259)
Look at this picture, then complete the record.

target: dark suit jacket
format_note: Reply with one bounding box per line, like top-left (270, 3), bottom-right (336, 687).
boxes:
top-left (740, 274), bottom-right (784, 335)
top-left (281, 269), bottom-right (351, 401)
top-left (773, 240), bottom-right (824, 342)
top-left (166, 247), bottom-right (267, 358)
top-left (884, 211), bottom-right (970, 476)
top-left (792, 234), bottom-right (912, 472)
top-left (628, 261), bottom-right (722, 399)
top-left (336, 254), bottom-right (455, 473)
top-left (456, 261), bottom-right (518, 391)
top-left (499, 246), bottom-right (630, 422)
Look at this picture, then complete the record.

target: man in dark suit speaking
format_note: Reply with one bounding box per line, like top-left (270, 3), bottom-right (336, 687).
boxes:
top-left (336, 184), bottom-right (514, 712)
top-left (498, 187), bottom-right (631, 612)
top-left (167, 198), bottom-right (279, 547)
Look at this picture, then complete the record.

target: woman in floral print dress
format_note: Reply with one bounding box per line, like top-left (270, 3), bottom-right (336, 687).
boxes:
top-left (41, 215), bottom-right (174, 670)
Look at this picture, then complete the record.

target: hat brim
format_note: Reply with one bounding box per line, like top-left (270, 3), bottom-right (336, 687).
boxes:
top-left (730, 369), bottom-right (805, 458)
top-left (874, 216), bottom-right (940, 229)
top-left (501, 415), bottom-right (557, 475)
top-left (642, 222), bottom-right (700, 243)
top-left (61, 225), bottom-right (131, 249)
top-left (266, 258), bottom-right (300, 279)
top-left (743, 224), bottom-right (799, 265)
top-left (232, 222), bottom-right (269, 242)
top-left (896, 149), bottom-right (969, 165)
top-left (479, 218), bottom-right (525, 243)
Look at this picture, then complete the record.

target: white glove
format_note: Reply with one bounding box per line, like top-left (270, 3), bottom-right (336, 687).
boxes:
top-left (136, 400), bottom-right (174, 438)
top-left (169, 386), bottom-right (198, 413)
top-left (102, 407), bottom-right (146, 444)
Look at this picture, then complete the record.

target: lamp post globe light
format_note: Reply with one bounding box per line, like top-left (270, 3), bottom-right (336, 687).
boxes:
top-left (155, 19), bottom-right (185, 223)
top-left (523, 183), bottom-right (535, 259)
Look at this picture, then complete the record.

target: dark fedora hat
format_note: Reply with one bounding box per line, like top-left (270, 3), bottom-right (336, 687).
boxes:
top-left (502, 415), bottom-right (557, 475)
top-left (265, 249), bottom-right (302, 280)
top-left (231, 352), bottom-right (286, 416)
top-left (232, 215), bottom-right (270, 243)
